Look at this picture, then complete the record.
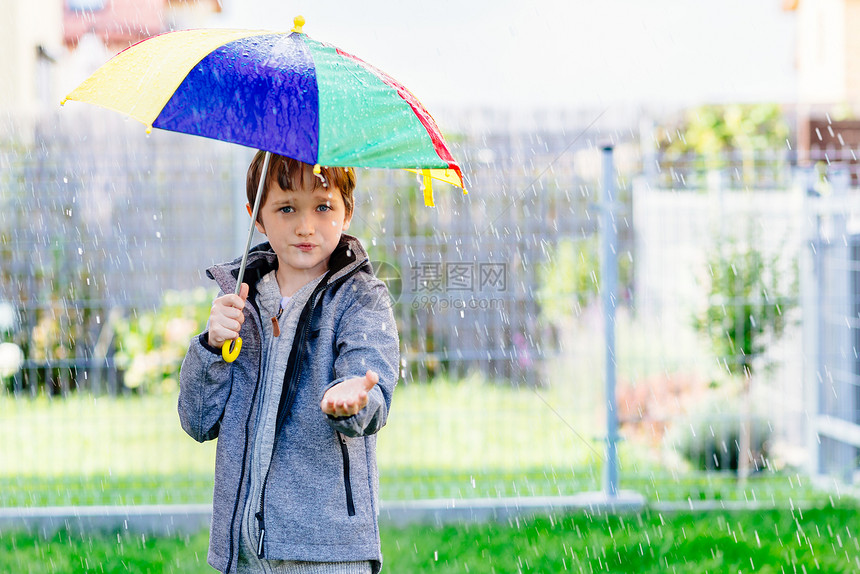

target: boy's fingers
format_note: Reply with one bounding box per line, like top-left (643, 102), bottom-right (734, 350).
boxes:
top-left (209, 325), bottom-right (235, 348)
top-left (226, 294), bottom-right (246, 311)
top-left (321, 393), bottom-right (338, 415)
top-left (213, 314), bottom-right (240, 332)
top-left (217, 306), bottom-right (239, 321)
top-left (320, 376), bottom-right (376, 417)
top-left (223, 306), bottom-right (244, 325)
top-left (363, 370), bottom-right (379, 391)
top-left (239, 282), bottom-right (250, 301)
top-left (214, 294), bottom-right (245, 314)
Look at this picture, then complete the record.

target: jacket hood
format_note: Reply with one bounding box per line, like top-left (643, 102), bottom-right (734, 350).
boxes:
top-left (205, 234), bottom-right (372, 296)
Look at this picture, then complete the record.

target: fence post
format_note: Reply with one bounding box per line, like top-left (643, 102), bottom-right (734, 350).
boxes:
top-left (800, 166), bottom-right (822, 477)
top-left (600, 144), bottom-right (619, 497)
top-left (827, 168), bottom-right (856, 483)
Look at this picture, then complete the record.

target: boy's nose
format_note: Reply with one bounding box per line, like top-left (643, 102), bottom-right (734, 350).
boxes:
top-left (296, 214), bottom-right (314, 235)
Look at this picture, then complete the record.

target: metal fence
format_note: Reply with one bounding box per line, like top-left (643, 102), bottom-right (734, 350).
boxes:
top-left (802, 167), bottom-right (860, 484)
top-left (1, 111), bottom-right (239, 396)
top-left (0, 107), bottom-right (851, 513)
top-left (1, 110), bottom-right (615, 394)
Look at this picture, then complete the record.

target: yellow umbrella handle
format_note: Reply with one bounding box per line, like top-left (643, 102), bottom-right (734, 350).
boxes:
top-left (222, 337), bottom-right (242, 362)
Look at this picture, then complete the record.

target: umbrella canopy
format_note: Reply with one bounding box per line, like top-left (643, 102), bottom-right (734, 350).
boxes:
top-left (62, 17), bottom-right (465, 205)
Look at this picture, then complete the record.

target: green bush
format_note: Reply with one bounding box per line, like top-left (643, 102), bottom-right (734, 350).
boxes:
top-left (114, 288), bottom-right (215, 394)
top-left (670, 412), bottom-right (773, 473)
top-left (658, 103), bottom-right (790, 184)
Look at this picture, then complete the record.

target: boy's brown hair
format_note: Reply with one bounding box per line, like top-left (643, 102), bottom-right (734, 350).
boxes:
top-left (246, 151), bottom-right (356, 222)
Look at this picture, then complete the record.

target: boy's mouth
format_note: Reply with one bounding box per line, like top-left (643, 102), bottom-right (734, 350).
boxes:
top-left (294, 243), bottom-right (316, 252)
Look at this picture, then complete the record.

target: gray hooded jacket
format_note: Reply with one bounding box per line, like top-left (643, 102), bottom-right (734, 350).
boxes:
top-left (178, 234), bottom-right (399, 574)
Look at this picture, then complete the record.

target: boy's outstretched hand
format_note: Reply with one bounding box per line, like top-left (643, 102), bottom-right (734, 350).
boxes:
top-left (321, 370), bottom-right (379, 417)
top-left (207, 283), bottom-right (249, 349)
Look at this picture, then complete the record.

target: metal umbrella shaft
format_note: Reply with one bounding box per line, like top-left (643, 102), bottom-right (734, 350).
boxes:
top-left (235, 151), bottom-right (271, 295)
top-left (222, 151), bottom-right (271, 362)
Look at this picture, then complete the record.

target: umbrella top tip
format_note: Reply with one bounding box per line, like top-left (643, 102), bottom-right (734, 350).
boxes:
top-left (292, 15), bottom-right (305, 34)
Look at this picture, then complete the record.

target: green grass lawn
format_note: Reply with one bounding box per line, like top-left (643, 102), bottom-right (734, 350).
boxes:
top-left (0, 370), bottom-right (850, 572)
top-left (0, 376), bottom-right (603, 476)
top-left (0, 383), bottom-right (824, 508)
top-left (2, 506), bottom-right (858, 573)
top-left (2, 380), bottom-right (603, 507)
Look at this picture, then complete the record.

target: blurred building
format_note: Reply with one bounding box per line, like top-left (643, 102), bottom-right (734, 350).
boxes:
top-left (794, 0), bottom-right (860, 107)
top-left (790, 0), bottom-right (860, 161)
top-left (0, 0), bottom-right (220, 129)
top-left (64, 0), bottom-right (221, 52)
top-left (0, 0), bottom-right (63, 120)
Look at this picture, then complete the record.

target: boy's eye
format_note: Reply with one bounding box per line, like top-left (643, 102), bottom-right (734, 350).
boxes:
top-left (279, 206), bottom-right (294, 213)
top-left (317, 204), bottom-right (332, 212)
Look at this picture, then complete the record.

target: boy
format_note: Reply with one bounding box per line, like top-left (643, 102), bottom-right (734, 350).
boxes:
top-left (179, 151), bottom-right (399, 574)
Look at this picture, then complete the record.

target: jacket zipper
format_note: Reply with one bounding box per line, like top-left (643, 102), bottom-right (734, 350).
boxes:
top-left (224, 297), bottom-right (264, 574)
top-left (338, 432), bottom-right (356, 516)
top-left (255, 468), bottom-right (270, 558)
top-left (254, 312), bottom-right (279, 558)
top-left (254, 263), bottom-right (365, 558)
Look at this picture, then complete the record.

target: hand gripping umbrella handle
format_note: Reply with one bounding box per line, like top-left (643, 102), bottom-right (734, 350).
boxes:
top-left (221, 151), bottom-right (272, 364)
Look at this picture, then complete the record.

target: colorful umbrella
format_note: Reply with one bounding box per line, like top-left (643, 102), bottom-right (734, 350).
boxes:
top-left (63, 16), bottom-right (465, 361)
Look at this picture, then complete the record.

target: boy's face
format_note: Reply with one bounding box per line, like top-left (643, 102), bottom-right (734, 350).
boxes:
top-left (252, 164), bottom-right (352, 281)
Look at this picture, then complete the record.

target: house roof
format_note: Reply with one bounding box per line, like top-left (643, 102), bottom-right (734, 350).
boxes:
top-left (63, 0), bottom-right (167, 49)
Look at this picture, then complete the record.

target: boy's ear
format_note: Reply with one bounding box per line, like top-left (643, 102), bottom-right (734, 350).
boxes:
top-left (247, 203), bottom-right (266, 234)
top-left (342, 213), bottom-right (351, 231)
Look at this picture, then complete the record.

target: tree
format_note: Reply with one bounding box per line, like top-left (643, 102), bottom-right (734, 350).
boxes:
top-left (692, 232), bottom-right (796, 481)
